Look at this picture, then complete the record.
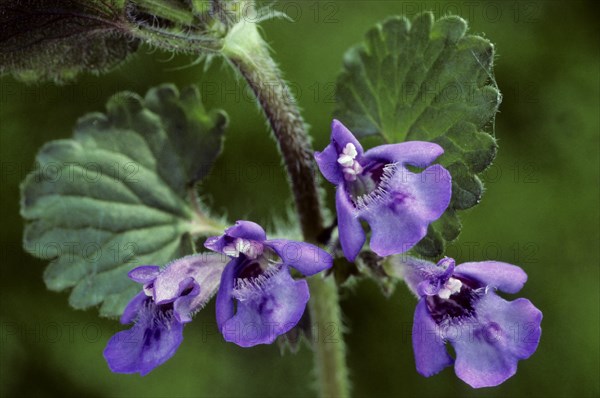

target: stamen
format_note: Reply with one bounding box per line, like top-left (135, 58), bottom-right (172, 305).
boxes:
top-left (222, 238), bottom-right (264, 259)
top-left (438, 277), bottom-right (463, 299)
top-left (337, 154), bottom-right (354, 167)
top-left (337, 143), bottom-right (364, 181)
top-left (342, 142), bottom-right (358, 157)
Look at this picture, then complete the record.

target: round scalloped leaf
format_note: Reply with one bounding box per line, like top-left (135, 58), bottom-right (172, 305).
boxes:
top-left (334, 12), bottom-right (501, 258)
top-left (20, 84), bottom-right (227, 317)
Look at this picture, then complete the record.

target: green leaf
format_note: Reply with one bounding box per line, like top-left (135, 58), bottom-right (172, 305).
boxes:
top-left (334, 12), bottom-right (501, 258)
top-left (20, 84), bottom-right (228, 317)
top-left (0, 0), bottom-right (139, 83)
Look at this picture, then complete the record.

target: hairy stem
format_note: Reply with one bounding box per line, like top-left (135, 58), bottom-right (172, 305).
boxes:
top-left (221, 11), bottom-right (350, 398)
top-left (308, 275), bottom-right (350, 398)
top-left (225, 33), bottom-right (323, 240)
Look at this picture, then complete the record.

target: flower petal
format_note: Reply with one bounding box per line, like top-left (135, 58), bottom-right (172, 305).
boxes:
top-left (361, 165), bottom-right (451, 257)
top-left (120, 291), bottom-right (149, 325)
top-left (205, 221), bottom-right (267, 255)
top-left (173, 282), bottom-right (201, 323)
top-left (336, 187), bottom-right (366, 261)
top-left (416, 258), bottom-right (456, 296)
top-left (204, 234), bottom-right (227, 254)
top-left (454, 261), bottom-right (528, 294)
top-left (400, 165), bottom-right (452, 221)
top-left (361, 202), bottom-right (425, 257)
top-left (153, 276), bottom-right (196, 305)
top-left (221, 267), bottom-right (309, 347)
top-left (450, 293), bottom-right (542, 388)
top-left (264, 239), bottom-right (333, 276)
top-left (315, 139), bottom-right (344, 185)
top-left (215, 257), bottom-right (242, 331)
top-left (179, 256), bottom-right (226, 316)
top-left (152, 254), bottom-right (226, 306)
top-left (226, 220), bottom-right (267, 241)
top-left (475, 293), bottom-right (542, 360)
top-left (315, 120), bottom-right (364, 186)
top-left (128, 266), bottom-right (160, 284)
top-left (364, 141), bottom-right (444, 167)
top-left (104, 306), bottom-right (184, 376)
top-left (331, 119), bottom-right (364, 155)
top-left (412, 299), bottom-right (454, 376)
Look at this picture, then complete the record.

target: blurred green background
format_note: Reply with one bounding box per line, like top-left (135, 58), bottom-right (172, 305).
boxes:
top-left (1, 1), bottom-right (598, 397)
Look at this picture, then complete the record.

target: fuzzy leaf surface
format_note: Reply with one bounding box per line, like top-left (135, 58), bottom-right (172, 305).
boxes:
top-left (21, 84), bottom-right (227, 316)
top-left (0, 0), bottom-right (139, 83)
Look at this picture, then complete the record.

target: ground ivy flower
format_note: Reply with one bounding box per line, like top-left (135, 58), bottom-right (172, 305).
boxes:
top-left (395, 256), bottom-right (542, 388)
top-left (315, 120), bottom-right (452, 261)
top-left (103, 254), bottom-right (226, 375)
top-left (205, 220), bottom-right (333, 347)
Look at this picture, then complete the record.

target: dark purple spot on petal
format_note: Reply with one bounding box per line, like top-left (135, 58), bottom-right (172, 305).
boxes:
top-left (389, 191), bottom-right (411, 213)
top-left (181, 286), bottom-right (194, 296)
top-left (426, 287), bottom-right (478, 324)
top-left (143, 328), bottom-right (153, 347)
top-left (257, 295), bottom-right (275, 315)
top-left (482, 322), bottom-right (502, 344)
top-left (238, 261), bottom-right (263, 280)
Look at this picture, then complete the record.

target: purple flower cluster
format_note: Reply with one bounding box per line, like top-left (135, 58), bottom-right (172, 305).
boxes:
top-left (314, 120), bottom-right (541, 387)
top-left (104, 119), bottom-right (541, 388)
top-left (104, 221), bottom-right (332, 375)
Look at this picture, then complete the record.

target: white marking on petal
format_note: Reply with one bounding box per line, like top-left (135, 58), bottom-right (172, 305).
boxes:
top-left (232, 265), bottom-right (280, 302)
top-left (353, 163), bottom-right (397, 210)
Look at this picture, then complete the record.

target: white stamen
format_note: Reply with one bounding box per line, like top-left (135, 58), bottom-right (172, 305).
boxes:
top-left (222, 238), bottom-right (264, 260)
top-left (337, 143), bottom-right (363, 182)
top-left (342, 143), bottom-right (358, 158)
top-left (344, 168), bottom-right (357, 177)
top-left (337, 154), bottom-right (354, 167)
top-left (352, 162), bottom-right (363, 174)
top-left (438, 277), bottom-right (462, 299)
top-left (235, 238), bottom-right (249, 254)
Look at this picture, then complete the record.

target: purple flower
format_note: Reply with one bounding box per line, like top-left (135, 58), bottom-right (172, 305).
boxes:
top-left (315, 120), bottom-right (452, 261)
top-left (397, 256), bottom-right (542, 388)
top-left (205, 220), bottom-right (333, 347)
top-left (103, 254), bottom-right (226, 375)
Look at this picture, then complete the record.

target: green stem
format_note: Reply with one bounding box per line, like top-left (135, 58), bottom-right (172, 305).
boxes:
top-left (308, 276), bottom-right (350, 398)
top-left (221, 6), bottom-right (350, 397)
top-left (222, 20), bottom-right (323, 240)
